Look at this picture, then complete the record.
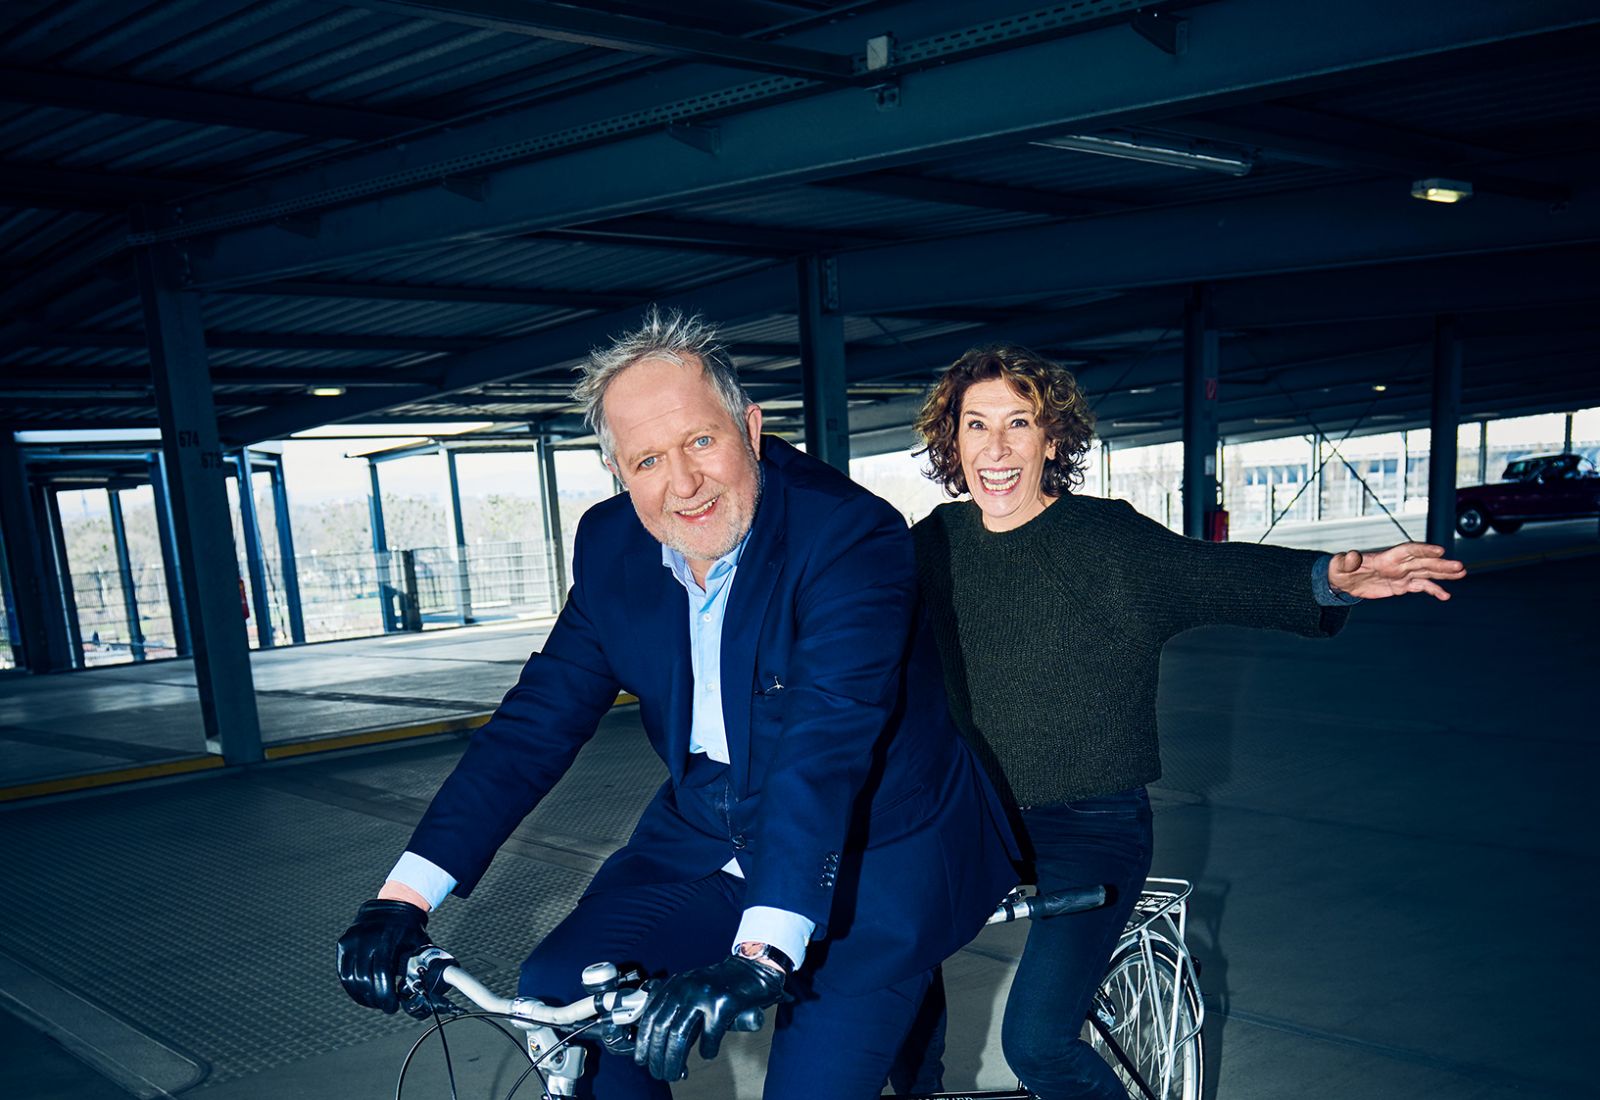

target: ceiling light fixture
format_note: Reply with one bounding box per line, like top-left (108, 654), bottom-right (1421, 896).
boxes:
top-left (1032, 133), bottom-right (1254, 176)
top-left (308, 385), bottom-right (347, 397)
top-left (1110, 419), bottom-right (1165, 428)
top-left (1372, 384), bottom-right (1388, 392)
top-left (1410, 178), bottom-right (1473, 203)
top-left (1252, 417), bottom-right (1296, 426)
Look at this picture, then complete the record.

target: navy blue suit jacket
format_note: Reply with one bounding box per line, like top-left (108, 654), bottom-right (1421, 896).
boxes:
top-left (407, 438), bottom-right (1017, 993)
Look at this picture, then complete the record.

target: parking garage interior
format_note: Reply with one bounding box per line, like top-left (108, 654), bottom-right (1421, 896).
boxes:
top-left (2, 3), bottom-right (1598, 1098)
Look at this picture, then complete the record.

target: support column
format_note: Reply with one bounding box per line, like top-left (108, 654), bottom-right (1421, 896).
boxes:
top-left (133, 209), bottom-right (262, 764)
top-left (38, 487), bottom-right (84, 668)
top-left (270, 458), bottom-right (306, 644)
top-left (0, 437), bottom-right (71, 671)
top-left (1426, 315), bottom-right (1462, 550)
top-left (797, 255), bottom-right (849, 472)
top-left (1099, 439), bottom-right (1112, 496)
top-left (235, 449), bottom-right (274, 648)
top-left (444, 449), bottom-right (473, 624)
top-left (538, 438), bottom-right (568, 611)
top-left (149, 452), bottom-right (191, 657)
top-left (1564, 412), bottom-right (1574, 455)
top-left (1399, 431), bottom-right (1410, 510)
top-left (1477, 420), bottom-right (1488, 485)
top-left (1182, 284), bottom-right (1221, 540)
top-left (1312, 436), bottom-right (1324, 522)
top-left (108, 488), bottom-right (147, 662)
top-left (368, 462), bottom-right (396, 633)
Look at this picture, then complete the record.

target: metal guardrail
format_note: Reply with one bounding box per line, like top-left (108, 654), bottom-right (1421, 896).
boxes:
top-left (58, 540), bottom-right (563, 666)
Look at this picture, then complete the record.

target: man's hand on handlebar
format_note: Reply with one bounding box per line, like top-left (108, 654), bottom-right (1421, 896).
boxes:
top-left (633, 952), bottom-right (790, 1081)
top-left (336, 898), bottom-right (431, 1015)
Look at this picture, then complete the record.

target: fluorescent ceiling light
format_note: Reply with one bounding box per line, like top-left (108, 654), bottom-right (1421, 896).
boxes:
top-left (1032, 133), bottom-right (1253, 176)
top-left (1252, 417), bottom-right (1296, 426)
top-left (307, 385), bottom-right (348, 397)
top-left (1128, 386), bottom-right (1158, 395)
top-left (1110, 419), bottom-right (1165, 428)
top-left (1372, 384), bottom-right (1388, 392)
top-left (1411, 178), bottom-right (1473, 203)
top-left (15, 429), bottom-right (162, 443)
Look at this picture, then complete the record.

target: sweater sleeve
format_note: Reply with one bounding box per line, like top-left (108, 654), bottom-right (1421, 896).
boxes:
top-left (1098, 498), bottom-right (1352, 643)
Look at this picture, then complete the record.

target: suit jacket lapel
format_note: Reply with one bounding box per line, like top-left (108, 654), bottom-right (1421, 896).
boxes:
top-left (721, 448), bottom-right (787, 796)
top-left (624, 537), bottom-right (692, 785)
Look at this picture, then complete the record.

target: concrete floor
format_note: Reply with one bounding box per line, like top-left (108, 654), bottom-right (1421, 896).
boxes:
top-left (0, 616), bottom-right (558, 790)
top-left (0, 519), bottom-right (1595, 1099)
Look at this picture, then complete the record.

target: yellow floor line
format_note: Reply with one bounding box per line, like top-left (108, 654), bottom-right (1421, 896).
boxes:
top-left (3, 693), bottom-right (644, 803)
top-left (264, 712), bottom-right (494, 759)
top-left (0, 755), bottom-right (226, 804)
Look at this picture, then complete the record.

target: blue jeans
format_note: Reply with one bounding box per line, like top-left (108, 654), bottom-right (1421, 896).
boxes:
top-left (888, 788), bottom-right (1153, 1098)
top-left (1004, 789), bottom-right (1154, 1099)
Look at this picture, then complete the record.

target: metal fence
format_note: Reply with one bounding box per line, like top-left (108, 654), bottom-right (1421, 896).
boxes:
top-left (58, 538), bottom-right (562, 667)
top-left (385, 540), bottom-right (560, 628)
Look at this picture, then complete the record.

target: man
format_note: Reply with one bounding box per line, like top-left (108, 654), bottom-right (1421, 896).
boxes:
top-left (336, 307), bottom-right (1018, 1099)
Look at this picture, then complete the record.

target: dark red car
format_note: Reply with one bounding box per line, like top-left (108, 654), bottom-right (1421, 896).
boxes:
top-left (1455, 453), bottom-right (1600, 537)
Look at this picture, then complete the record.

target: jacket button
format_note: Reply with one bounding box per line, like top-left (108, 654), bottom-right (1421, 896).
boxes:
top-left (733, 834), bottom-right (747, 849)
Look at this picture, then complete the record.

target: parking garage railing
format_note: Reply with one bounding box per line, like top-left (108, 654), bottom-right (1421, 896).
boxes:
top-left (57, 538), bottom-right (563, 668)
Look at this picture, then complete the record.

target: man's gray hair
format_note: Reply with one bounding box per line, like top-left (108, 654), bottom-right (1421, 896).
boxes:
top-left (575, 306), bottom-right (754, 463)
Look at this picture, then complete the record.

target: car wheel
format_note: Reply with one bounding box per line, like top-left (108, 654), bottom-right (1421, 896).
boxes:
top-left (1456, 503), bottom-right (1489, 537)
top-left (1490, 520), bottom-right (1523, 534)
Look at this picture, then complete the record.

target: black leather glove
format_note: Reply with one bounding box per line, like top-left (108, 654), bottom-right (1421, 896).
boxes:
top-left (633, 954), bottom-right (788, 1082)
top-left (336, 898), bottom-right (430, 1014)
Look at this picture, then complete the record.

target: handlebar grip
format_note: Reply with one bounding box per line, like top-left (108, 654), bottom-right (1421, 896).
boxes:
top-left (1029, 885), bottom-right (1108, 919)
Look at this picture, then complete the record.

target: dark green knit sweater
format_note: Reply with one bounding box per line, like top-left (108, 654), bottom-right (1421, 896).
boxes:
top-left (912, 494), bottom-right (1350, 808)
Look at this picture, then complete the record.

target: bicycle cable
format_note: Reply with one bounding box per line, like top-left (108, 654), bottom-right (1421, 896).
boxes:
top-left (393, 1010), bottom-right (542, 1100)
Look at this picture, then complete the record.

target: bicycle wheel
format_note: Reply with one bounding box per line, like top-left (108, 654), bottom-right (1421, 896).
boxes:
top-left (1081, 933), bottom-right (1203, 1100)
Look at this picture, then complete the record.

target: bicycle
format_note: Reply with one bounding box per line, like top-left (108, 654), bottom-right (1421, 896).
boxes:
top-left (392, 878), bottom-right (1203, 1100)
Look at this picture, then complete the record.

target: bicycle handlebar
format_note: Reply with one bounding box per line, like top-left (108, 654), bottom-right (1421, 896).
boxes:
top-left (401, 884), bottom-right (1107, 1027)
top-left (404, 947), bottom-right (650, 1029)
top-left (985, 884), bottom-right (1108, 925)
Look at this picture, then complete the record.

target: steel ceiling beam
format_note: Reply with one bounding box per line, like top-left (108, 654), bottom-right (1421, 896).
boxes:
top-left (0, 67), bottom-right (429, 140)
top-left (219, 263), bottom-right (795, 444)
top-left (220, 280), bottom-right (642, 309)
top-left (0, 165), bottom-right (207, 211)
top-left (540, 215), bottom-right (894, 255)
top-left (831, 174), bottom-right (1600, 314)
top-left (184, 0), bottom-right (1600, 288)
top-left (25, 332), bottom-right (492, 353)
top-left (338, 0), bottom-right (857, 79)
top-left (814, 171), bottom-right (1134, 217)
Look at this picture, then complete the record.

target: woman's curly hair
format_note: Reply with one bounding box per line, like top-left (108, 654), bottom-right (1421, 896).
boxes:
top-left (914, 344), bottom-right (1096, 498)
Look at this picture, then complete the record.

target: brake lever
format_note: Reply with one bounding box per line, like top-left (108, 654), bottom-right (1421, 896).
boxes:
top-left (402, 945), bottom-right (463, 1020)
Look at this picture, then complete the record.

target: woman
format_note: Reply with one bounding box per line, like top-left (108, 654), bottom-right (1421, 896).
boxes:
top-left (904, 344), bottom-right (1462, 1098)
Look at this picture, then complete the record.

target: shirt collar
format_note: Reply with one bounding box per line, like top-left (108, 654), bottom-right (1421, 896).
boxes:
top-left (661, 527), bottom-right (751, 591)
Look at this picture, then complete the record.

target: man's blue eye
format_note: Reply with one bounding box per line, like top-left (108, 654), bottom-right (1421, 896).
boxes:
top-left (639, 456), bottom-right (657, 470)
top-left (694, 436), bottom-right (712, 447)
